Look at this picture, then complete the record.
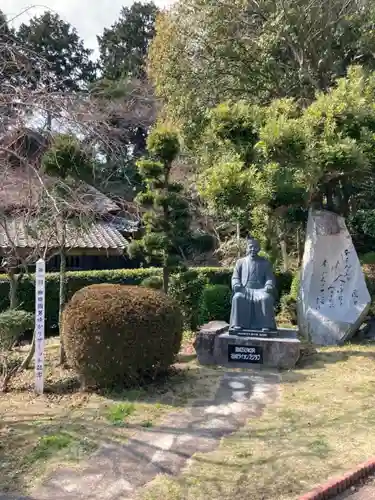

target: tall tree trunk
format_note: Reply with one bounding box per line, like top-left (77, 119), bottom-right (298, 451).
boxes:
top-left (162, 168), bottom-right (170, 294)
top-left (20, 331), bottom-right (35, 370)
top-left (265, 212), bottom-right (273, 253)
top-left (8, 269), bottom-right (19, 309)
top-left (325, 184), bottom-right (335, 212)
top-left (1, 361), bottom-right (20, 392)
top-left (8, 267), bottom-right (35, 370)
top-left (280, 238), bottom-right (288, 272)
top-left (236, 220), bottom-right (241, 258)
top-left (58, 234), bottom-right (67, 366)
top-left (276, 223), bottom-right (289, 272)
top-left (46, 111), bottom-right (52, 132)
top-left (297, 227), bottom-right (303, 268)
top-left (162, 258), bottom-right (169, 294)
top-left (341, 182), bottom-right (350, 217)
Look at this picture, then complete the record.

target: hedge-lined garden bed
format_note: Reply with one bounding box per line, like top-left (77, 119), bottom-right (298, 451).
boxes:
top-left (0, 267), bottom-right (293, 331)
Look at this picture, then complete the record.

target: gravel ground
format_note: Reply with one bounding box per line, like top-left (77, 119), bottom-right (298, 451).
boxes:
top-left (334, 475), bottom-right (375, 499)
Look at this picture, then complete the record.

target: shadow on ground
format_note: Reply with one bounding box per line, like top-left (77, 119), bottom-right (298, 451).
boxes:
top-left (297, 348), bottom-right (375, 370)
top-left (4, 341), bottom-right (375, 500)
top-left (0, 363), bottom-right (221, 495)
top-left (1, 371), bottom-right (280, 500)
top-left (0, 496), bottom-right (35, 500)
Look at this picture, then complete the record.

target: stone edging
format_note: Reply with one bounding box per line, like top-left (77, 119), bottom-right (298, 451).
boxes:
top-left (299, 458), bottom-right (375, 499)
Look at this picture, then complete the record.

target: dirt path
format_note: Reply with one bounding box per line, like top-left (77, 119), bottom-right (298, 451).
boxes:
top-left (21, 370), bottom-right (279, 500)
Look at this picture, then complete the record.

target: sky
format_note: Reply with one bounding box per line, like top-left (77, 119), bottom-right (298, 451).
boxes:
top-left (3, 0), bottom-right (174, 55)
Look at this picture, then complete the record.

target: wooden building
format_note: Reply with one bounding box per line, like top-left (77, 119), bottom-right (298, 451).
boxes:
top-left (0, 129), bottom-right (139, 272)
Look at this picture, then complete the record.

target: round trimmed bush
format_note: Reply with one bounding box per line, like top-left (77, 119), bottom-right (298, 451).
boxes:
top-left (61, 284), bottom-right (183, 388)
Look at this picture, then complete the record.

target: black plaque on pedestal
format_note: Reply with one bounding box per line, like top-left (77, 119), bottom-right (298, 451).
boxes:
top-left (228, 344), bottom-right (263, 364)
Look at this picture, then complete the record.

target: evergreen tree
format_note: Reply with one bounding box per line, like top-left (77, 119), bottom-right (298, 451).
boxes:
top-left (149, 0), bottom-right (375, 149)
top-left (128, 127), bottom-right (192, 293)
top-left (0, 10), bottom-right (18, 127)
top-left (17, 11), bottom-right (96, 92)
top-left (94, 3), bottom-right (158, 187)
top-left (0, 8), bottom-right (15, 84)
top-left (98, 2), bottom-right (158, 81)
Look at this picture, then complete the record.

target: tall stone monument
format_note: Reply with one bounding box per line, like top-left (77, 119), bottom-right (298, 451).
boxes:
top-left (298, 209), bottom-right (371, 345)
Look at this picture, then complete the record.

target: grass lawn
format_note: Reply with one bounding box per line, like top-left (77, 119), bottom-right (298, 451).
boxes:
top-left (139, 343), bottom-right (375, 500)
top-left (0, 334), bottom-right (224, 494)
top-left (3, 336), bottom-right (375, 500)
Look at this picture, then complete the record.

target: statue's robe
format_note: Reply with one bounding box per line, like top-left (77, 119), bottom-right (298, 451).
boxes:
top-left (230, 256), bottom-right (276, 331)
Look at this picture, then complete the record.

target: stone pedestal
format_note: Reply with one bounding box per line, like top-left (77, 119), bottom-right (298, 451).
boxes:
top-left (194, 321), bottom-right (229, 365)
top-left (194, 321), bottom-right (301, 370)
top-left (213, 331), bottom-right (301, 370)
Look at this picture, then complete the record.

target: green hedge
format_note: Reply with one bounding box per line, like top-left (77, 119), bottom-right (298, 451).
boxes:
top-left (199, 284), bottom-right (232, 325)
top-left (0, 267), bottom-right (293, 331)
top-left (169, 270), bottom-right (208, 331)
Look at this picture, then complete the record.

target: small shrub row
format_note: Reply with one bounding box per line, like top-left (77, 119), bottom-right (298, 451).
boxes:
top-left (141, 269), bottom-right (293, 329)
top-left (0, 267), bottom-right (293, 331)
top-left (199, 284), bottom-right (232, 325)
top-left (0, 309), bottom-right (34, 349)
top-left (169, 271), bottom-right (209, 330)
top-left (142, 275), bottom-right (233, 328)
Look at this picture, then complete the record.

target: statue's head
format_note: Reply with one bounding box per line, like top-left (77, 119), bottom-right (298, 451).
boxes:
top-left (246, 237), bottom-right (260, 258)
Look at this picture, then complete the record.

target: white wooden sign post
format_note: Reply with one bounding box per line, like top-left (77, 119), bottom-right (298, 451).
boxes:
top-left (35, 258), bottom-right (46, 394)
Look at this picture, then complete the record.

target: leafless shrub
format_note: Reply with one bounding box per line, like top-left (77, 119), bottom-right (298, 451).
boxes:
top-left (0, 22), bottom-right (147, 378)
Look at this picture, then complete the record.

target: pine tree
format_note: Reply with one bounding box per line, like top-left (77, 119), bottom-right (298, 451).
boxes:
top-left (0, 10), bottom-right (18, 127)
top-left (98, 2), bottom-right (158, 81)
top-left (128, 127), bottom-right (192, 293)
top-left (17, 11), bottom-right (96, 92)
